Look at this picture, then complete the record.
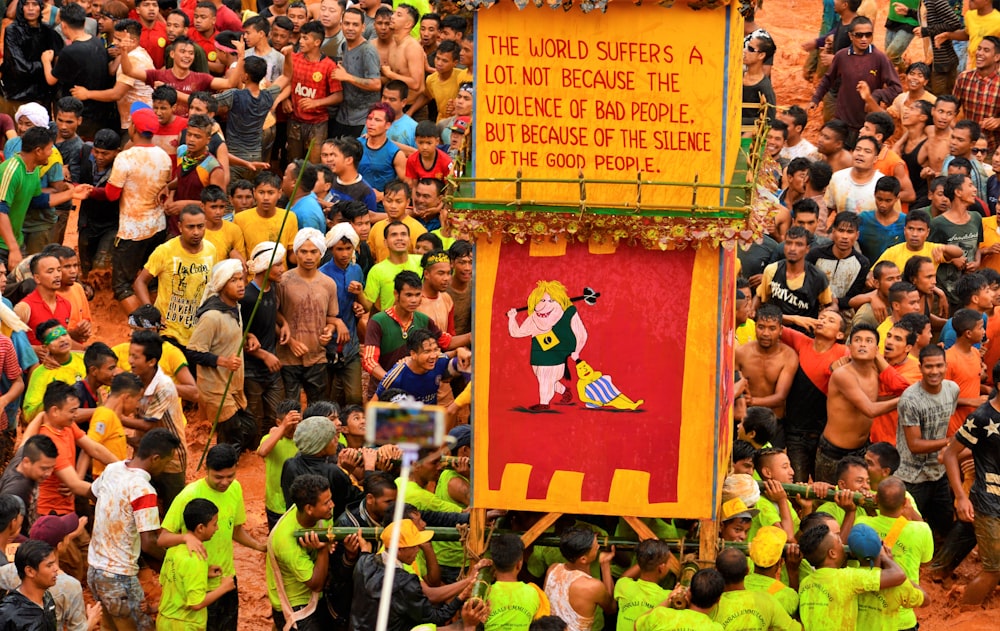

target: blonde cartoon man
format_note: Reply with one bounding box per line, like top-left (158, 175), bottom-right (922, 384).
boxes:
top-left (507, 280), bottom-right (588, 411)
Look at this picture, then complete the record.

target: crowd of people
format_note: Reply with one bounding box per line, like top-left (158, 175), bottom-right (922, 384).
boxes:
top-left (0, 0), bottom-right (991, 630)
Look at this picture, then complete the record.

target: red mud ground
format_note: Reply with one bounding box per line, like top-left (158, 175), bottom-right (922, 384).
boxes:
top-left (74, 1), bottom-right (998, 626)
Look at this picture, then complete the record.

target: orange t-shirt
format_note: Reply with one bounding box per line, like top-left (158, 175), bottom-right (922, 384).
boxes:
top-left (945, 345), bottom-right (983, 436)
top-left (58, 283), bottom-right (91, 332)
top-left (871, 357), bottom-right (922, 444)
top-left (36, 423), bottom-right (85, 516)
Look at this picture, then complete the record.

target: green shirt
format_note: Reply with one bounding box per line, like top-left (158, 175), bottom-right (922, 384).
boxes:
top-left (743, 572), bottom-right (798, 617)
top-left (23, 353), bottom-right (87, 422)
top-left (0, 154), bottom-right (42, 251)
top-left (798, 567), bottom-right (881, 631)
top-left (485, 581), bottom-right (548, 631)
top-left (436, 468), bottom-right (468, 507)
top-left (161, 478), bottom-right (247, 589)
top-left (158, 545), bottom-right (209, 627)
top-left (748, 497), bottom-right (800, 542)
top-left (267, 506), bottom-right (327, 609)
top-left (260, 435), bottom-right (299, 514)
top-left (815, 501), bottom-right (862, 527)
top-left (712, 589), bottom-right (800, 631)
top-left (363, 255), bottom-right (421, 310)
top-left (397, 479), bottom-right (466, 568)
top-left (857, 576), bottom-right (924, 631)
top-left (635, 607), bottom-right (724, 631)
top-left (856, 514), bottom-right (933, 629)
top-left (614, 578), bottom-right (670, 631)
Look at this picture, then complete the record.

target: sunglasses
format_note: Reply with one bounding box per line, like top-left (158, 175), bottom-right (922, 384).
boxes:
top-left (745, 44), bottom-right (761, 53)
top-left (972, 148), bottom-right (989, 154)
top-left (851, 31), bottom-right (874, 38)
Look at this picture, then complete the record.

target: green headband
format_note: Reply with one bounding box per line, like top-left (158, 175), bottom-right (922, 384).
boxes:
top-left (42, 325), bottom-right (68, 346)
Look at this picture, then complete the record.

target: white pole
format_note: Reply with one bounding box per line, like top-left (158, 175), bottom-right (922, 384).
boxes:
top-left (374, 444), bottom-right (419, 631)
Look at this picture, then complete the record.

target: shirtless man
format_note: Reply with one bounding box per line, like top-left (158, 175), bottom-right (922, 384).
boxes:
top-left (817, 322), bottom-right (907, 483)
top-left (382, 4), bottom-right (424, 100)
top-left (816, 119), bottom-right (853, 172)
top-left (370, 6), bottom-right (393, 67)
top-left (735, 303), bottom-right (799, 425)
top-left (918, 95), bottom-right (959, 182)
top-left (544, 528), bottom-right (615, 631)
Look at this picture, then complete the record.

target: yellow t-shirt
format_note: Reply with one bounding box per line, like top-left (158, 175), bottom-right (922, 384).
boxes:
top-left (981, 216), bottom-right (1000, 272)
top-left (736, 319), bottom-right (757, 345)
top-left (965, 9), bottom-right (1000, 69)
top-left (87, 407), bottom-right (128, 476)
top-left (874, 241), bottom-right (947, 272)
top-left (204, 221), bottom-right (247, 265)
top-left (799, 566), bottom-right (882, 631)
top-left (425, 68), bottom-right (472, 123)
top-left (142, 238), bottom-right (217, 346)
top-left (234, 207), bottom-right (297, 259)
top-left (369, 215), bottom-right (427, 262)
top-left (158, 545), bottom-right (209, 628)
top-left (113, 340), bottom-right (189, 380)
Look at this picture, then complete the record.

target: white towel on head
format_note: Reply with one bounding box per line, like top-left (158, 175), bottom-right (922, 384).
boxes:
top-left (14, 102), bottom-right (48, 128)
top-left (200, 259), bottom-right (244, 309)
top-left (293, 228), bottom-right (327, 255)
top-left (247, 241), bottom-right (285, 275)
top-left (325, 222), bottom-right (359, 250)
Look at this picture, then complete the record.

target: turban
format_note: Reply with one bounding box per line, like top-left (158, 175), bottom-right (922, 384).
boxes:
top-left (200, 259), bottom-right (244, 309)
top-left (293, 416), bottom-right (338, 455)
top-left (293, 228), bottom-right (326, 256)
top-left (14, 103), bottom-right (48, 128)
top-left (248, 241), bottom-right (286, 275)
top-left (325, 222), bottom-right (359, 251)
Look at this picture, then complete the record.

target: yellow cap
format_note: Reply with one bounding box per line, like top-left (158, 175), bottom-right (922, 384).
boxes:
top-left (380, 519), bottom-right (434, 548)
top-left (749, 525), bottom-right (787, 568)
top-left (720, 497), bottom-right (759, 522)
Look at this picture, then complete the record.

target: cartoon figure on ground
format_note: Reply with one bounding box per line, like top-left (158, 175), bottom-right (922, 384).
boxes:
top-left (576, 360), bottom-right (644, 411)
top-left (507, 280), bottom-right (588, 410)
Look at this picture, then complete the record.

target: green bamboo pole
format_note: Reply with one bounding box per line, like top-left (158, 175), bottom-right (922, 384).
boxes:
top-left (756, 481), bottom-right (877, 512)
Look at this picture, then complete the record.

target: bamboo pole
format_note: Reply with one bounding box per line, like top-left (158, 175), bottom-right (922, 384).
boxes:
top-left (757, 481), bottom-right (877, 512)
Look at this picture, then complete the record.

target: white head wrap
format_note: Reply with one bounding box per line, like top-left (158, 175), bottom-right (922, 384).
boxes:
top-left (293, 228), bottom-right (327, 255)
top-left (200, 259), bottom-right (244, 309)
top-left (325, 222), bottom-right (359, 251)
top-left (248, 241), bottom-right (286, 275)
top-left (14, 103), bottom-right (49, 129)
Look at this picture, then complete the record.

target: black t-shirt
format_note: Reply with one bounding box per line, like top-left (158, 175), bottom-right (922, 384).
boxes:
top-left (0, 456), bottom-right (36, 536)
top-left (806, 243), bottom-right (871, 305)
top-left (955, 400), bottom-right (1000, 517)
top-left (239, 281), bottom-right (278, 381)
top-left (52, 37), bottom-right (115, 123)
top-left (738, 234), bottom-right (780, 280)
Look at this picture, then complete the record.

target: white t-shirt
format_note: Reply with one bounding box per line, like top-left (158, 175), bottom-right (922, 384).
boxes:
top-left (825, 168), bottom-right (884, 215)
top-left (88, 461), bottom-right (161, 576)
top-left (780, 138), bottom-right (819, 162)
top-left (109, 144), bottom-right (172, 241)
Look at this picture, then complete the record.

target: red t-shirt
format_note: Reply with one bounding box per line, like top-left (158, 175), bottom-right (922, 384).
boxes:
top-left (188, 28), bottom-right (218, 64)
top-left (215, 5), bottom-right (243, 32)
top-left (153, 116), bottom-right (189, 157)
top-left (21, 290), bottom-right (72, 345)
top-left (145, 69), bottom-right (214, 116)
top-left (405, 149), bottom-right (452, 182)
top-left (37, 423), bottom-right (85, 516)
top-left (290, 53), bottom-right (342, 124)
top-left (139, 20), bottom-right (168, 69)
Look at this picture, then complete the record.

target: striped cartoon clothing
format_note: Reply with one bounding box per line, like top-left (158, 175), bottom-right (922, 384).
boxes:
top-left (582, 375), bottom-right (624, 408)
top-left (137, 366), bottom-right (186, 475)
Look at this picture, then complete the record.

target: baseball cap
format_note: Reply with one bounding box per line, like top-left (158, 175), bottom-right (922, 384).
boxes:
top-left (720, 497), bottom-right (758, 522)
top-left (30, 514), bottom-right (80, 547)
top-left (847, 523), bottom-right (882, 567)
top-left (380, 518), bottom-right (434, 548)
top-left (749, 525), bottom-right (786, 568)
top-left (447, 424), bottom-right (471, 451)
top-left (131, 108), bottom-right (159, 135)
top-left (130, 101), bottom-right (152, 116)
top-left (450, 116), bottom-right (470, 134)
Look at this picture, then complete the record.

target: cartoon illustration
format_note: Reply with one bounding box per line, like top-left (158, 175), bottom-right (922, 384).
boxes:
top-left (507, 281), bottom-right (589, 410)
top-left (576, 360), bottom-right (644, 411)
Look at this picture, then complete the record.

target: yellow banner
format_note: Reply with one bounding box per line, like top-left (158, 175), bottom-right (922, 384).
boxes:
top-left (473, 3), bottom-right (741, 208)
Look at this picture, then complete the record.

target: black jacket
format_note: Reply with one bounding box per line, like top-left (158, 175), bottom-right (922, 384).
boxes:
top-left (0, 590), bottom-right (57, 631)
top-left (0, 8), bottom-right (62, 103)
top-left (281, 454), bottom-right (365, 521)
top-left (349, 553), bottom-right (461, 631)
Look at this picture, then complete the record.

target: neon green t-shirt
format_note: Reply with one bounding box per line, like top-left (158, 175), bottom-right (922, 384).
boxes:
top-left (712, 589), bottom-right (800, 631)
top-left (798, 566), bottom-right (882, 631)
top-left (613, 578), bottom-right (671, 631)
top-left (161, 478), bottom-right (247, 589)
top-left (158, 545), bottom-right (209, 628)
top-left (259, 434), bottom-right (299, 514)
top-left (23, 353), bottom-right (86, 421)
top-left (363, 255), bottom-right (422, 310)
top-left (748, 497), bottom-right (800, 542)
top-left (267, 507), bottom-right (326, 609)
top-left (485, 581), bottom-right (550, 631)
top-left (436, 468), bottom-right (468, 507)
top-left (635, 607), bottom-right (724, 631)
top-left (856, 514), bottom-right (932, 629)
top-left (857, 577), bottom-right (924, 631)
top-left (398, 479), bottom-right (466, 569)
top-left (744, 572), bottom-right (798, 617)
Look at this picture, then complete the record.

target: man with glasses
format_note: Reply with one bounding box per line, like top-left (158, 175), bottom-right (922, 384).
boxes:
top-left (808, 16), bottom-right (902, 136)
top-left (953, 36), bottom-right (1000, 154)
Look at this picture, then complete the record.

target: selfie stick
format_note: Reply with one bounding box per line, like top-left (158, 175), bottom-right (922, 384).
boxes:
top-left (375, 442), bottom-right (420, 631)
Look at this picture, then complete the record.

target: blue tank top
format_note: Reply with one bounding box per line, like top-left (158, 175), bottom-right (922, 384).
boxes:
top-left (358, 137), bottom-right (399, 195)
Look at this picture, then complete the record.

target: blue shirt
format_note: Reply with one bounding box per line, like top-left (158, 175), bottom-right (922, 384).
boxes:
top-left (318, 258), bottom-right (365, 359)
top-left (358, 136), bottom-right (400, 209)
top-left (387, 114), bottom-right (417, 149)
top-left (290, 193), bottom-right (326, 233)
top-left (858, 210), bottom-right (906, 263)
top-left (939, 312), bottom-right (988, 349)
top-left (375, 355), bottom-right (452, 403)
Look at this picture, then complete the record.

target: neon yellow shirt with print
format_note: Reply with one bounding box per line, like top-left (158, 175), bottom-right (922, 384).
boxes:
top-left (86, 407), bottom-right (128, 476)
top-left (157, 544), bottom-right (209, 630)
top-left (22, 353), bottom-right (86, 421)
top-left (856, 514), bottom-right (932, 629)
top-left (857, 577), bottom-right (924, 631)
top-left (613, 577), bottom-right (670, 631)
top-left (143, 238), bottom-right (217, 346)
top-left (436, 468), bottom-right (468, 507)
top-left (364, 255), bottom-right (423, 311)
top-left (161, 478), bottom-right (247, 589)
top-left (635, 607), bottom-right (724, 631)
top-left (816, 501), bottom-right (863, 527)
top-left (798, 566), bottom-right (881, 631)
top-left (267, 506), bottom-right (326, 609)
top-left (713, 589), bottom-right (801, 631)
top-left (744, 572), bottom-right (798, 617)
top-left (485, 581), bottom-right (550, 631)
top-left (397, 478), bottom-right (466, 568)
top-left (259, 434), bottom-right (299, 514)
